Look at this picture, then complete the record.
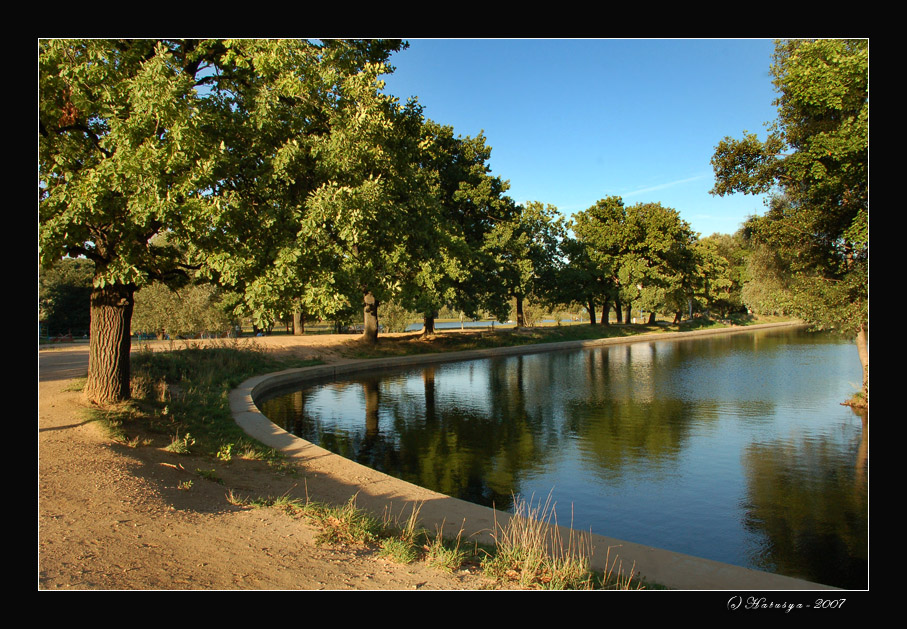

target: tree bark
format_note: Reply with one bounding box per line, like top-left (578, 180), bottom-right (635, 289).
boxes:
top-left (85, 283), bottom-right (134, 405)
top-left (624, 304), bottom-right (632, 324)
top-left (362, 291), bottom-right (379, 344)
top-left (515, 296), bottom-right (525, 327)
top-left (647, 312), bottom-right (656, 325)
top-left (587, 299), bottom-right (596, 325)
top-left (292, 310), bottom-right (305, 336)
top-left (856, 322), bottom-right (868, 403)
top-left (614, 298), bottom-right (622, 324)
top-left (600, 296), bottom-right (610, 325)
top-left (422, 311), bottom-right (437, 336)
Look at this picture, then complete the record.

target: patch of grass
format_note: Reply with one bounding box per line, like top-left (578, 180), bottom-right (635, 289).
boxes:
top-left (378, 536), bottom-right (420, 564)
top-left (106, 340), bottom-right (322, 466)
top-left (196, 468), bottom-right (223, 484)
top-left (344, 324), bottom-right (672, 360)
top-left (87, 402), bottom-right (143, 444)
top-left (845, 389), bottom-right (868, 409)
top-left (480, 493), bottom-right (644, 590)
top-left (377, 502), bottom-right (430, 564)
top-left (303, 495), bottom-right (386, 547)
top-left (340, 315), bottom-right (791, 361)
top-left (424, 524), bottom-right (468, 573)
top-left (164, 432), bottom-right (195, 454)
top-left (240, 489), bottom-right (653, 589)
top-left (225, 489), bottom-right (249, 507)
top-left (482, 493), bottom-right (595, 589)
top-left (63, 377), bottom-right (87, 392)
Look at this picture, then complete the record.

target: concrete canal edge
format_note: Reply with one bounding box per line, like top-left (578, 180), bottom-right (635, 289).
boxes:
top-left (230, 321), bottom-right (835, 590)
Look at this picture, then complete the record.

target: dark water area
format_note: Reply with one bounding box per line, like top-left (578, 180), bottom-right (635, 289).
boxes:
top-left (258, 327), bottom-right (868, 589)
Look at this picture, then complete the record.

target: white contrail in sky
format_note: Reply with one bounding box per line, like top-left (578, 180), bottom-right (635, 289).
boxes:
top-left (621, 174), bottom-right (710, 198)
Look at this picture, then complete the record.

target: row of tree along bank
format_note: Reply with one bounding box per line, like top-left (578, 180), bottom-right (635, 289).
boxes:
top-left (39, 39), bottom-right (866, 407)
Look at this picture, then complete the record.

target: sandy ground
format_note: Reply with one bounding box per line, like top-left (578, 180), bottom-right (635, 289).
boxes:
top-left (37, 334), bottom-right (502, 590)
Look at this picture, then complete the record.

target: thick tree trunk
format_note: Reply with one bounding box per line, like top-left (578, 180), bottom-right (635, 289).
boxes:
top-left (624, 304), bottom-right (632, 324)
top-left (362, 291), bottom-right (379, 344)
top-left (515, 296), bottom-right (525, 327)
top-left (292, 310), bottom-right (305, 336)
top-left (647, 312), bottom-right (656, 325)
top-left (601, 296), bottom-right (610, 325)
top-left (856, 322), bottom-right (868, 403)
top-left (85, 283), bottom-right (134, 405)
top-left (614, 298), bottom-right (622, 324)
top-left (587, 299), bottom-right (596, 325)
top-left (422, 311), bottom-right (437, 336)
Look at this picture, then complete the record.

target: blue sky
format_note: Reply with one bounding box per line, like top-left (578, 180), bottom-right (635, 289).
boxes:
top-left (379, 38), bottom-right (780, 238)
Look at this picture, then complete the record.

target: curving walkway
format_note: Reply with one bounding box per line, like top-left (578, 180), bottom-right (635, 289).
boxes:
top-left (231, 322), bottom-right (836, 590)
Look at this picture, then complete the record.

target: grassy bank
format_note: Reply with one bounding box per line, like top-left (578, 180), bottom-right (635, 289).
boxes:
top-left (94, 338), bottom-right (322, 463)
top-left (343, 313), bottom-right (787, 360)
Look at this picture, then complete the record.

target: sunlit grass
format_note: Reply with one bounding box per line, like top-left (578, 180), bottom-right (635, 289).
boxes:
top-left (86, 339), bottom-right (322, 466)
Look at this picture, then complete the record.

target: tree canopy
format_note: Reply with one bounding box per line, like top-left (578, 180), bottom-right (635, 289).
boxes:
top-left (568, 197), bottom-right (698, 324)
top-left (485, 201), bottom-right (566, 327)
top-left (39, 38), bottom-right (410, 402)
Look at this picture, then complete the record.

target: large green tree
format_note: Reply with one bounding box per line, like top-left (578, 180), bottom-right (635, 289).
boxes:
top-left (694, 232), bottom-right (748, 318)
top-left (39, 39), bottom-right (407, 403)
top-left (569, 196), bottom-right (698, 325)
top-left (305, 96), bottom-right (445, 344)
top-left (711, 39), bottom-right (868, 401)
top-left (399, 121), bottom-right (516, 334)
top-left (485, 201), bottom-right (566, 327)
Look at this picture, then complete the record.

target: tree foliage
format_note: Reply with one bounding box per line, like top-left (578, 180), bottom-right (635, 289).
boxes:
top-left (397, 121), bottom-right (516, 333)
top-left (485, 201), bottom-right (566, 326)
top-left (692, 233), bottom-right (746, 318)
top-left (711, 39), bottom-right (868, 329)
top-left (132, 281), bottom-right (233, 339)
top-left (568, 197), bottom-right (698, 323)
top-left (39, 38), bottom-right (409, 402)
top-left (39, 257), bottom-right (93, 337)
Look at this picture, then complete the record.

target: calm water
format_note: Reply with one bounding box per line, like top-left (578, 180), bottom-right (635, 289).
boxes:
top-left (258, 327), bottom-right (868, 588)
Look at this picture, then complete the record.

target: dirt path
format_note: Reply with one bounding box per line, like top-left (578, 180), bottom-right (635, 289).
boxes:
top-left (37, 338), bottom-right (498, 590)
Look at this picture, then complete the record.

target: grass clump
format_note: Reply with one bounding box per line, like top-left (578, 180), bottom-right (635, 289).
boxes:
top-left (482, 493), bottom-right (595, 590)
top-left (164, 431), bottom-right (195, 454)
top-left (378, 536), bottom-right (420, 564)
top-left (304, 495), bottom-right (386, 547)
top-left (481, 493), bottom-right (643, 590)
top-left (424, 525), bottom-right (468, 573)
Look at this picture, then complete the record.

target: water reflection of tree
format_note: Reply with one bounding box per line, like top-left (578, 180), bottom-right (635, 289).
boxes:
top-left (258, 386), bottom-right (360, 460)
top-left (561, 345), bottom-right (697, 480)
top-left (741, 418), bottom-right (868, 589)
top-left (313, 359), bottom-right (567, 510)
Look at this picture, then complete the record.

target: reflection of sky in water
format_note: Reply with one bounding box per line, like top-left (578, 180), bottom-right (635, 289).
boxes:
top-left (259, 329), bottom-right (866, 588)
